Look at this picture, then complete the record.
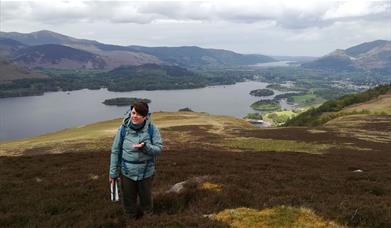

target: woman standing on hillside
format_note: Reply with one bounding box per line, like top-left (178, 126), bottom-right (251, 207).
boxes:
top-left (109, 101), bottom-right (163, 220)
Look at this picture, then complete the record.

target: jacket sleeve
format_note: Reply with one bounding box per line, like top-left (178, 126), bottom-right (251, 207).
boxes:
top-left (109, 128), bottom-right (122, 178)
top-left (143, 124), bottom-right (163, 156)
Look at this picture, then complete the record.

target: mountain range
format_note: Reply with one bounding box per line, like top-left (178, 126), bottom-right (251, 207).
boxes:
top-left (0, 30), bottom-right (389, 83)
top-left (0, 30), bottom-right (275, 71)
top-left (302, 40), bottom-right (391, 73)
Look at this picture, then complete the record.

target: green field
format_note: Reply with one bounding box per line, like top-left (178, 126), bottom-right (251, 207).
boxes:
top-left (265, 110), bottom-right (298, 126)
top-left (289, 94), bottom-right (325, 106)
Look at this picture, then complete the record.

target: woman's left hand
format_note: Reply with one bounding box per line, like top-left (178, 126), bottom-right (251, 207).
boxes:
top-left (132, 143), bottom-right (145, 148)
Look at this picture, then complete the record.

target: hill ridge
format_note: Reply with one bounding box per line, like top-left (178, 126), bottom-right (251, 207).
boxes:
top-left (285, 83), bottom-right (391, 127)
top-left (302, 40), bottom-right (391, 72)
top-left (0, 30), bottom-right (276, 68)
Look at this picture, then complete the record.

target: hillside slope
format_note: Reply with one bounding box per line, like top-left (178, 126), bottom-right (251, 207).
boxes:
top-left (128, 45), bottom-right (276, 66)
top-left (0, 111), bottom-right (390, 227)
top-left (12, 44), bottom-right (107, 70)
top-left (0, 58), bottom-right (48, 83)
top-left (0, 38), bottom-right (27, 57)
top-left (0, 30), bottom-right (275, 68)
top-left (302, 40), bottom-right (391, 73)
top-left (342, 93), bottom-right (391, 114)
top-left (285, 83), bottom-right (391, 126)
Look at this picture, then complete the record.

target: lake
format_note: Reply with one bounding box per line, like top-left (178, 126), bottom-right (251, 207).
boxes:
top-left (0, 81), bottom-right (293, 141)
top-left (250, 61), bottom-right (294, 67)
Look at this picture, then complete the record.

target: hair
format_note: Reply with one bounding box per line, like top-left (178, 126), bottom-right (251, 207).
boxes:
top-left (131, 101), bottom-right (149, 117)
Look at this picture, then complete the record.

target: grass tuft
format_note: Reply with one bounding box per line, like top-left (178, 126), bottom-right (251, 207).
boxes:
top-left (224, 137), bottom-right (331, 154)
top-left (200, 182), bottom-right (223, 192)
top-left (211, 206), bottom-right (345, 228)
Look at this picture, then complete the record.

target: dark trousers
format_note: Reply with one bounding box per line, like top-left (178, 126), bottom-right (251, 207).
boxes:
top-left (120, 175), bottom-right (153, 219)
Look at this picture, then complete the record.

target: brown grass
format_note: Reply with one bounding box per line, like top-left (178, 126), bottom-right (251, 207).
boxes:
top-left (211, 206), bottom-right (345, 228)
top-left (0, 112), bottom-right (390, 227)
top-left (342, 93), bottom-right (391, 114)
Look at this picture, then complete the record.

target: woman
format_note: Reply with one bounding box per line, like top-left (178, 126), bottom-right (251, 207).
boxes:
top-left (109, 101), bottom-right (163, 219)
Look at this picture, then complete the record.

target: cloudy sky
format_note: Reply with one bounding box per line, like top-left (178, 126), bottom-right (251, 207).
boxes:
top-left (1, 0), bottom-right (390, 56)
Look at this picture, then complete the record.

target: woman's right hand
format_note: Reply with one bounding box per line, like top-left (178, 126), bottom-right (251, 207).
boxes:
top-left (109, 177), bottom-right (115, 183)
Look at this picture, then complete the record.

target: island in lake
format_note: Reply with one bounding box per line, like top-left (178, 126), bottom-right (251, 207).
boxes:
top-left (250, 100), bottom-right (281, 111)
top-left (249, 89), bottom-right (274, 97)
top-left (102, 97), bottom-right (151, 106)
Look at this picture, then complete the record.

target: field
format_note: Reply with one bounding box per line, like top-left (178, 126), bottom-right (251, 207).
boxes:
top-left (0, 112), bottom-right (390, 227)
top-left (290, 94), bottom-right (325, 107)
top-left (264, 110), bottom-right (297, 126)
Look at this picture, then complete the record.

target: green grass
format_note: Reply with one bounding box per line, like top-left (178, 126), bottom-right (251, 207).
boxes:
top-left (0, 112), bottom-right (254, 156)
top-left (244, 113), bottom-right (263, 120)
top-left (291, 94), bottom-right (317, 104)
top-left (265, 110), bottom-right (297, 126)
top-left (286, 85), bottom-right (391, 127)
top-left (225, 137), bottom-right (331, 154)
top-left (284, 93), bottom-right (326, 110)
top-left (0, 118), bottom-right (121, 156)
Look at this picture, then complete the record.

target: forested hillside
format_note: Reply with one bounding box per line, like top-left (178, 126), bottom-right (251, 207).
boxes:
top-left (285, 83), bottom-right (391, 126)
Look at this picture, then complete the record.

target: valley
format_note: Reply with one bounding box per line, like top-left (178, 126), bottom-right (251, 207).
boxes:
top-left (0, 30), bottom-right (390, 228)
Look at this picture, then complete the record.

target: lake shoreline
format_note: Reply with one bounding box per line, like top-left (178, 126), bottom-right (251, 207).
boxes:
top-left (0, 81), bottom-right (295, 141)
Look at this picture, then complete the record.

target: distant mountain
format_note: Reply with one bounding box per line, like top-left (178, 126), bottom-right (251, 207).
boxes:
top-left (12, 44), bottom-right (106, 70)
top-left (0, 58), bottom-right (48, 82)
top-left (0, 30), bottom-right (94, 46)
top-left (128, 46), bottom-right (276, 66)
top-left (302, 40), bottom-right (391, 73)
top-left (0, 38), bottom-right (27, 57)
top-left (345, 40), bottom-right (389, 56)
top-left (0, 31), bottom-right (161, 69)
top-left (0, 30), bottom-right (275, 68)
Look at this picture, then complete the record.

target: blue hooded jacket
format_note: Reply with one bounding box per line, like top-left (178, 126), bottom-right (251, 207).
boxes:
top-left (109, 113), bottom-right (163, 181)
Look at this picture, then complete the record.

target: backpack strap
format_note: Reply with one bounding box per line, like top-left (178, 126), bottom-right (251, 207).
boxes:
top-left (120, 124), bottom-right (126, 141)
top-left (117, 125), bottom-right (126, 175)
top-left (148, 122), bottom-right (154, 143)
top-left (143, 122), bottom-right (155, 179)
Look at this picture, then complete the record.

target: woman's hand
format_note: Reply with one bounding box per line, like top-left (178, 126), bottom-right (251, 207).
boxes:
top-left (132, 142), bottom-right (145, 149)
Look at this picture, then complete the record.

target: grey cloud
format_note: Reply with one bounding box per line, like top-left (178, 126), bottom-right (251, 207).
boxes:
top-left (1, 1), bottom-right (389, 30)
top-left (135, 2), bottom-right (214, 22)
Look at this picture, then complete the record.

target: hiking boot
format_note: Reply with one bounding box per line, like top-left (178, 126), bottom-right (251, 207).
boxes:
top-left (142, 211), bottom-right (154, 219)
